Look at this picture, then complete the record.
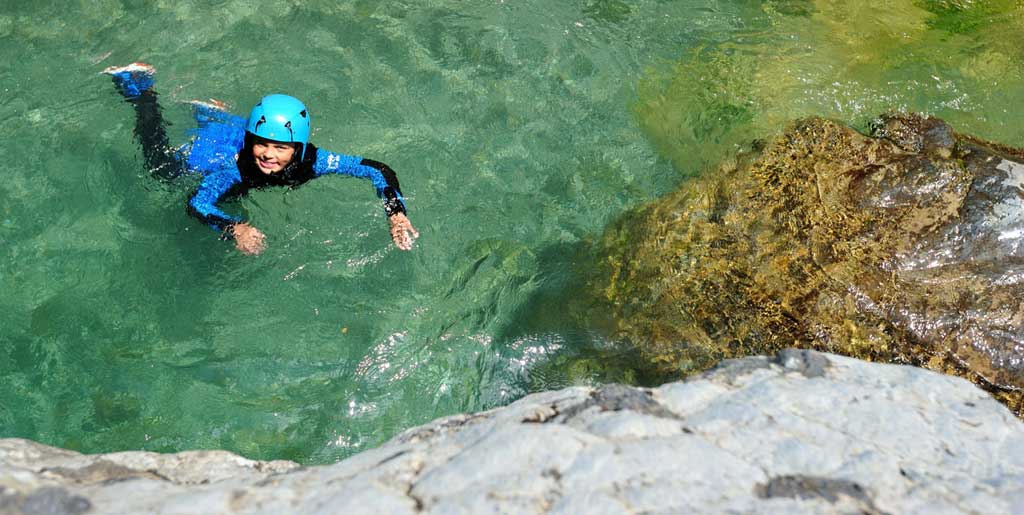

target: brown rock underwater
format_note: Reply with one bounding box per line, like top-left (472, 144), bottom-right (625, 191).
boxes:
top-left (587, 114), bottom-right (1024, 414)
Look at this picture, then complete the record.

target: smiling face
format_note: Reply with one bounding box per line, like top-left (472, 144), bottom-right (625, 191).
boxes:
top-left (251, 136), bottom-right (298, 174)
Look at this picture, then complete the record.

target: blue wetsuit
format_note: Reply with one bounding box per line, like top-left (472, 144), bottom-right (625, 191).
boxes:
top-left (112, 77), bottom-right (406, 239)
top-left (182, 103), bottom-right (407, 235)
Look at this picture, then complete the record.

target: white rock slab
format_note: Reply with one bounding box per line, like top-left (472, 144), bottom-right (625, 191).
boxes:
top-left (1, 349), bottom-right (1022, 514)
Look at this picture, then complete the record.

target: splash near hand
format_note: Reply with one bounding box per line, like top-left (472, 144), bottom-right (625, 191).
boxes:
top-left (388, 213), bottom-right (419, 251)
top-left (232, 222), bottom-right (266, 255)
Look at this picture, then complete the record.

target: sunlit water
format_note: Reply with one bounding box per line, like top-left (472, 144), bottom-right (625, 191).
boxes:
top-left (1, 1), bottom-right (1022, 464)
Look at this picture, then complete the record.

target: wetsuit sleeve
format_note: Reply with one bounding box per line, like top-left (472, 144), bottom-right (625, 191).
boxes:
top-left (313, 149), bottom-right (407, 216)
top-left (187, 166), bottom-right (244, 235)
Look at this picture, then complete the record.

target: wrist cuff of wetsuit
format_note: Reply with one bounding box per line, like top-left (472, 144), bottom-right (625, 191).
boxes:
top-left (220, 223), bottom-right (238, 241)
top-left (382, 188), bottom-right (407, 217)
top-left (385, 202), bottom-right (406, 217)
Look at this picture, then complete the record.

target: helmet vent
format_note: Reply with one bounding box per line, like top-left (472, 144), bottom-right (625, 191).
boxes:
top-left (254, 115), bottom-right (266, 132)
top-left (300, 110), bottom-right (307, 118)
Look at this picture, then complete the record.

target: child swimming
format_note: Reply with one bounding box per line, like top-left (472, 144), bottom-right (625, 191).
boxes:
top-left (103, 63), bottom-right (419, 255)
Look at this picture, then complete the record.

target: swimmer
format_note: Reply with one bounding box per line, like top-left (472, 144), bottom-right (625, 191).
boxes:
top-left (102, 62), bottom-right (419, 255)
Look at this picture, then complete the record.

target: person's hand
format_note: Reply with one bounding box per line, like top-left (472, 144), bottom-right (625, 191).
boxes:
top-left (388, 213), bottom-right (419, 251)
top-left (232, 222), bottom-right (266, 255)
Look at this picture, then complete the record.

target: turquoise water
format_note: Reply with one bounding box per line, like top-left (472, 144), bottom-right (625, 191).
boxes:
top-left (2, 1), bottom-right (1022, 464)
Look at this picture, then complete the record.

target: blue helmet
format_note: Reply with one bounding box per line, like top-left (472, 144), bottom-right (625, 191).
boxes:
top-left (246, 94), bottom-right (312, 159)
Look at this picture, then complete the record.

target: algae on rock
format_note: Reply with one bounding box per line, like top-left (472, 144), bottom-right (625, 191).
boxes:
top-left (587, 114), bottom-right (1024, 413)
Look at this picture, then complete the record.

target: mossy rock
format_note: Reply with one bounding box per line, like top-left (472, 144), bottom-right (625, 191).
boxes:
top-left (586, 114), bottom-right (1024, 414)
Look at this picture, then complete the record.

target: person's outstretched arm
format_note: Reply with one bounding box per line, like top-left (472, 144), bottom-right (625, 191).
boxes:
top-left (313, 149), bottom-right (419, 250)
top-left (186, 167), bottom-right (265, 255)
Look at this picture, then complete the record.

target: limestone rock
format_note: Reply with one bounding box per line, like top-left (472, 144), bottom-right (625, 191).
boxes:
top-left (1, 350), bottom-right (1022, 514)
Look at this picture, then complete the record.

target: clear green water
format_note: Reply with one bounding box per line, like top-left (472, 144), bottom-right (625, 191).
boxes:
top-left (1, 1), bottom-right (1022, 464)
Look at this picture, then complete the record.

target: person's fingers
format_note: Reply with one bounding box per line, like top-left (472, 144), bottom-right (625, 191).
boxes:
top-left (393, 228), bottom-right (411, 250)
top-left (388, 215), bottom-right (418, 250)
top-left (237, 241), bottom-right (257, 255)
top-left (234, 228), bottom-right (266, 255)
top-left (394, 231), bottom-right (410, 250)
top-left (400, 219), bottom-right (418, 238)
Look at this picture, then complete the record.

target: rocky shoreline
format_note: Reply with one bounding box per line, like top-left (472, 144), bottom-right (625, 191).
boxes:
top-left (2, 349), bottom-right (1022, 514)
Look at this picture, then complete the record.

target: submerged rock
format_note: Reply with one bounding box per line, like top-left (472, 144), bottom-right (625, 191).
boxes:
top-left (1, 351), bottom-right (1022, 513)
top-left (586, 114), bottom-right (1024, 412)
